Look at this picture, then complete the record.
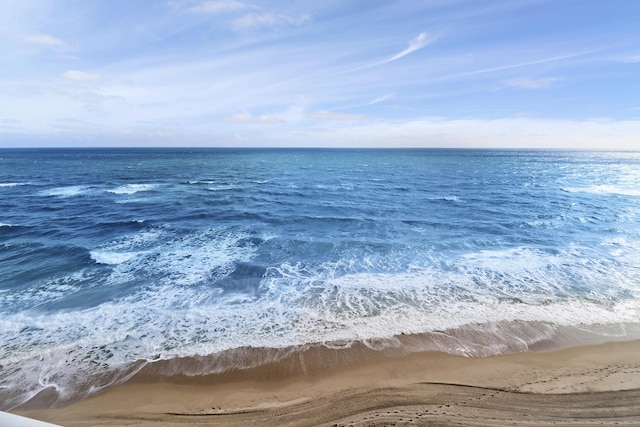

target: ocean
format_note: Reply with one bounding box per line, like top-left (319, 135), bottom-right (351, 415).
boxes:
top-left (1, 148), bottom-right (639, 409)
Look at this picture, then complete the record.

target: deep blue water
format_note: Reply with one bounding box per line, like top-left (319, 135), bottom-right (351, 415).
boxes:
top-left (1, 148), bottom-right (640, 408)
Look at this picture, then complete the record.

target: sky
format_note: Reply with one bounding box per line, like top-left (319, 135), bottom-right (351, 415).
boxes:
top-left (1, 0), bottom-right (640, 149)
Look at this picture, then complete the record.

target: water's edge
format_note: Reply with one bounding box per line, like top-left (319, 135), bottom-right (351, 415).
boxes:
top-left (9, 320), bottom-right (640, 410)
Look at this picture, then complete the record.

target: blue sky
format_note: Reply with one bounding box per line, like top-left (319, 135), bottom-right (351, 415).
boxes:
top-left (1, 0), bottom-right (639, 148)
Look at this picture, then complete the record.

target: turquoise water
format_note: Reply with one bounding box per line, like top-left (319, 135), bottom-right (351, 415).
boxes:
top-left (1, 148), bottom-right (639, 408)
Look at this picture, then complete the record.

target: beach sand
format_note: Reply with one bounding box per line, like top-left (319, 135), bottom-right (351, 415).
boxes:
top-left (15, 339), bottom-right (640, 426)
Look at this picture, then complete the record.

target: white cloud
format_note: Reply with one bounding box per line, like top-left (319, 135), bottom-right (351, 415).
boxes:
top-left (21, 32), bottom-right (70, 50)
top-left (346, 32), bottom-right (435, 72)
top-left (258, 117), bottom-right (640, 150)
top-left (384, 32), bottom-right (433, 64)
top-left (222, 113), bottom-right (283, 123)
top-left (185, 0), bottom-right (246, 14)
top-left (441, 52), bottom-right (589, 82)
top-left (231, 12), bottom-right (311, 31)
top-left (507, 77), bottom-right (558, 89)
top-left (367, 93), bottom-right (394, 105)
top-left (309, 110), bottom-right (366, 120)
top-left (619, 55), bottom-right (640, 64)
top-left (63, 70), bottom-right (102, 82)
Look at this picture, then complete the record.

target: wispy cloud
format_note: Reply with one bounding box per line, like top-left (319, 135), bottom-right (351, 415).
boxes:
top-left (63, 70), bottom-right (102, 82)
top-left (184, 0), bottom-right (246, 14)
top-left (344, 32), bottom-right (435, 73)
top-left (231, 12), bottom-right (311, 31)
top-left (310, 110), bottom-right (366, 120)
top-left (383, 32), bottom-right (433, 64)
top-left (446, 51), bottom-right (592, 81)
top-left (222, 113), bottom-right (284, 123)
top-left (507, 77), bottom-right (558, 89)
top-left (367, 93), bottom-right (394, 105)
top-left (176, 1), bottom-right (311, 32)
top-left (20, 32), bottom-right (70, 50)
top-left (291, 117), bottom-right (640, 150)
top-left (619, 55), bottom-right (640, 64)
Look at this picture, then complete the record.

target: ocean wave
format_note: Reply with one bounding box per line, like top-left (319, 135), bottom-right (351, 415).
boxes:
top-left (185, 180), bottom-right (222, 185)
top-left (207, 185), bottom-right (237, 191)
top-left (6, 243), bottom-right (638, 363)
top-left (428, 195), bottom-right (460, 202)
top-left (255, 247), bottom-right (640, 338)
top-left (314, 183), bottom-right (356, 191)
top-left (39, 186), bottom-right (90, 197)
top-left (90, 250), bottom-right (138, 265)
top-left (87, 226), bottom-right (261, 289)
top-left (1, 298), bottom-right (639, 410)
top-left (107, 184), bottom-right (158, 195)
top-left (563, 185), bottom-right (640, 197)
top-left (0, 271), bottom-right (99, 314)
top-left (184, 180), bottom-right (247, 190)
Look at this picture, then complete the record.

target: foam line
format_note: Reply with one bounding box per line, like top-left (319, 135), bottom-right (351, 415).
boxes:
top-left (107, 184), bottom-right (158, 195)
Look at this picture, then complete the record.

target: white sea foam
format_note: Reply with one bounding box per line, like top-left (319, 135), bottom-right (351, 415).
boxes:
top-left (429, 195), bottom-right (460, 202)
top-left (0, 223), bottom-right (13, 227)
top-left (187, 180), bottom-right (216, 185)
top-left (563, 185), bottom-right (640, 197)
top-left (107, 184), bottom-right (158, 195)
top-left (114, 198), bottom-right (151, 204)
top-left (6, 242), bottom-right (640, 363)
top-left (39, 186), bottom-right (90, 197)
top-left (3, 261), bottom-right (638, 367)
top-left (0, 271), bottom-right (97, 316)
top-left (0, 183), bottom-right (25, 187)
top-left (88, 226), bottom-right (260, 289)
top-left (207, 185), bottom-right (236, 191)
top-left (601, 236), bottom-right (640, 264)
top-left (90, 251), bottom-right (137, 265)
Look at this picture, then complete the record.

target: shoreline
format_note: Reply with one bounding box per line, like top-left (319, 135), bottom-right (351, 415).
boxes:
top-left (15, 339), bottom-right (640, 426)
top-left (7, 320), bottom-right (640, 411)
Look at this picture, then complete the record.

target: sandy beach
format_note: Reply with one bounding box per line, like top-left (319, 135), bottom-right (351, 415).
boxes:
top-left (14, 339), bottom-right (640, 426)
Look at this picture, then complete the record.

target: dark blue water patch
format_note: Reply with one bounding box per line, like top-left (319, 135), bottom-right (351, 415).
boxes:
top-left (0, 243), bottom-right (93, 290)
top-left (33, 275), bottom-right (135, 312)
top-left (254, 238), bottom-right (338, 264)
top-left (213, 262), bottom-right (267, 294)
top-left (0, 224), bottom-right (29, 239)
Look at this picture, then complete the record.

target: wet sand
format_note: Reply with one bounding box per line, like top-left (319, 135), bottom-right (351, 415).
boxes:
top-left (16, 340), bottom-right (640, 426)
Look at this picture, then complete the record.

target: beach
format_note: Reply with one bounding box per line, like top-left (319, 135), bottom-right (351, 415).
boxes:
top-left (15, 339), bottom-right (640, 426)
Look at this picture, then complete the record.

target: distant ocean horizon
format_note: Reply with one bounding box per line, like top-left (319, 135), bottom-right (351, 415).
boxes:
top-left (2, 148), bottom-right (640, 409)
